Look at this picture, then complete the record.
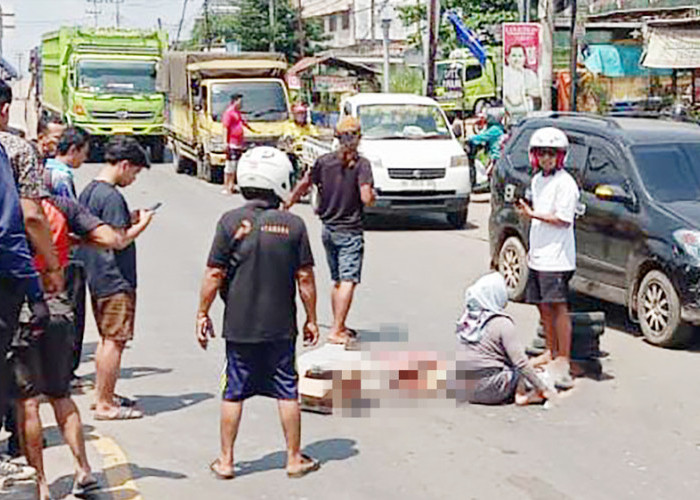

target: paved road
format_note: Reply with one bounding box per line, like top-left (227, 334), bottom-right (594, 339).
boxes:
top-left (37, 161), bottom-right (700, 499)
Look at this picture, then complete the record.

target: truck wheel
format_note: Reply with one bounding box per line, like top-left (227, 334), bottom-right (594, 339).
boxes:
top-left (636, 270), bottom-right (693, 347)
top-left (172, 145), bottom-right (193, 175)
top-left (447, 205), bottom-right (469, 229)
top-left (150, 138), bottom-right (165, 164)
top-left (498, 236), bottom-right (528, 301)
top-left (473, 99), bottom-right (490, 116)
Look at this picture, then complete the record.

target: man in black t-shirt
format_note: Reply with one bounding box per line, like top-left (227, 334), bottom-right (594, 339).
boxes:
top-left (287, 116), bottom-right (375, 345)
top-left (78, 137), bottom-right (154, 421)
top-left (197, 147), bottom-right (321, 480)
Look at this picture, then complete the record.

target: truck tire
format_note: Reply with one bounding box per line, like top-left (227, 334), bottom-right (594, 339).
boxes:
top-left (150, 138), bottom-right (165, 164)
top-left (473, 99), bottom-right (489, 116)
top-left (447, 205), bottom-right (469, 230)
top-left (636, 270), bottom-right (694, 347)
top-left (172, 144), bottom-right (193, 175)
top-left (498, 236), bottom-right (528, 301)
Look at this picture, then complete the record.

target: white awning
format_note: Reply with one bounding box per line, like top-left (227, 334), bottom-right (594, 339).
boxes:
top-left (642, 23), bottom-right (700, 69)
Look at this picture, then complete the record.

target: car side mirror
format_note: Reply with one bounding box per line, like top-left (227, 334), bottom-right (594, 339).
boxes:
top-left (594, 184), bottom-right (635, 206)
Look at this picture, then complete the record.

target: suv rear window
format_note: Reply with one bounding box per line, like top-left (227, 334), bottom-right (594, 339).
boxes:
top-left (633, 144), bottom-right (700, 202)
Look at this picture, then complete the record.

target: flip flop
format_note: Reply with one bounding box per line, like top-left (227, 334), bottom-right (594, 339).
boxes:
top-left (286, 454), bottom-right (320, 478)
top-left (94, 406), bottom-right (143, 421)
top-left (72, 477), bottom-right (100, 498)
top-left (90, 395), bottom-right (136, 411)
top-left (209, 459), bottom-right (234, 480)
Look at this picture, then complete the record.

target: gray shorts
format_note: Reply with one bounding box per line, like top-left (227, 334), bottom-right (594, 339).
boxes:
top-left (322, 226), bottom-right (364, 283)
top-left (454, 366), bottom-right (520, 405)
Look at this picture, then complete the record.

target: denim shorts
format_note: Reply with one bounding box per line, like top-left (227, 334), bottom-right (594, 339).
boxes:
top-left (322, 226), bottom-right (364, 283)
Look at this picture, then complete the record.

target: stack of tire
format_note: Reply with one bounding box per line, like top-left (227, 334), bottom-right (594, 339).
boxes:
top-left (526, 312), bottom-right (605, 377)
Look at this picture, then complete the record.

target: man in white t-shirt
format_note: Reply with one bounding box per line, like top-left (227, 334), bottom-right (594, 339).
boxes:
top-left (516, 127), bottom-right (580, 389)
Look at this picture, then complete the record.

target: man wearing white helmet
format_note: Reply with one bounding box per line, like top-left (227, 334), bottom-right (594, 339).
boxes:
top-left (516, 127), bottom-right (580, 389)
top-left (196, 146), bottom-right (321, 479)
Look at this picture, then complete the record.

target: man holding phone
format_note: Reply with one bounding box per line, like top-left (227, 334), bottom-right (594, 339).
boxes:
top-left (196, 147), bottom-right (320, 480)
top-left (516, 127), bottom-right (579, 390)
top-left (78, 137), bottom-right (154, 420)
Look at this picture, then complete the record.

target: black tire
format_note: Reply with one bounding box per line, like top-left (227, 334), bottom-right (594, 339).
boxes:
top-left (569, 312), bottom-right (607, 326)
top-left (150, 138), bottom-right (165, 164)
top-left (172, 145), bottom-right (193, 175)
top-left (498, 236), bottom-right (528, 301)
top-left (447, 205), bottom-right (469, 230)
top-left (636, 270), bottom-right (693, 347)
top-left (473, 98), bottom-right (489, 116)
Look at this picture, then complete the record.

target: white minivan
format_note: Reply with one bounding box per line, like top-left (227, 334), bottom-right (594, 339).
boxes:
top-left (303, 93), bottom-right (472, 228)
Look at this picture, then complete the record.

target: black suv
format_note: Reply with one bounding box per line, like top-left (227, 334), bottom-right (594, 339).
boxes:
top-left (489, 113), bottom-right (700, 347)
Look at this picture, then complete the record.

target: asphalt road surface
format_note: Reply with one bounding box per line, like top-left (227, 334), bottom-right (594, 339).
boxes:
top-left (31, 161), bottom-right (700, 499)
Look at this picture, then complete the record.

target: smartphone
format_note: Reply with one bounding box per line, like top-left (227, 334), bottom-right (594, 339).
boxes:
top-left (148, 202), bottom-right (163, 212)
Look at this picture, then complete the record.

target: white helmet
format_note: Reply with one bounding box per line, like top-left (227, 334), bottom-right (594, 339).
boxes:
top-left (236, 146), bottom-right (294, 200)
top-left (529, 127), bottom-right (569, 150)
top-left (528, 127), bottom-right (569, 169)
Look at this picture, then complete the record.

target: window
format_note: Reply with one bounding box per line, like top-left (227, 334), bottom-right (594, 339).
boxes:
top-left (341, 12), bottom-right (350, 30)
top-left (329, 15), bottom-right (337, 32)
top-left (633, 143), bottom-right (700, 202)
top-left (583, 146), bottom-right (626, 193)
top-left (464, 65), bottom-right (482, 82)
top-left (508, 128), bottom-right (535, 169)
top-left (564, 135), bottom-right (587, 176)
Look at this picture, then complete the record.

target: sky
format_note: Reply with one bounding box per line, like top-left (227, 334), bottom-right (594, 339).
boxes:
top-left (1, 0), bottom-right (205, 75)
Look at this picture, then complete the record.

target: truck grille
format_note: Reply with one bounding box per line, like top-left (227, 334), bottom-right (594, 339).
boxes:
top-left (91, 110), bottom-right (156, 121)
top-left (388, 168), bottom-right (446, 180)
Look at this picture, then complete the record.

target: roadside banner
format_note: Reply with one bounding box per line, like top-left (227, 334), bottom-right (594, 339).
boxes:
top-left (502, 22), bottom-right (541, 119)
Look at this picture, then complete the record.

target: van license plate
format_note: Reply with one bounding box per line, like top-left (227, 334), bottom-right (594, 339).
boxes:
top-left (402, 180), bottom-right (436, 190)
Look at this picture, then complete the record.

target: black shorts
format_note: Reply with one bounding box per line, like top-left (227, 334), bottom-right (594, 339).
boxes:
top-left (222, 340), bottom-right (298, 401)
top-left (226, 147), bottom-right (243, 161)
top-left (525, 269), bottom-right (574, 304)
top-left (11, 311), bottom-right (76, 400)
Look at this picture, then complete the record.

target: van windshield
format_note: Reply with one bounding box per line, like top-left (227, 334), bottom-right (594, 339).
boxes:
top-left (633, 143), bottom-right (700, 202)
top-left (357, 104), bottom-right (452, 140)
top-left (211, 81), bottom-right (288, 122)
top-left (77, 60), bottom-right (157, 94)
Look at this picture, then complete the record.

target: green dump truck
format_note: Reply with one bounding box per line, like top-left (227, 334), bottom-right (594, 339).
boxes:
top-left (35, 27), bottom-right (168, 162)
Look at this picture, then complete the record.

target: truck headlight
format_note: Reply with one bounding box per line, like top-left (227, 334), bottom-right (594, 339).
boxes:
top-left (450, 155), bottom-right (469, 168)
top-left (673, 230), bottom-right (700, 261)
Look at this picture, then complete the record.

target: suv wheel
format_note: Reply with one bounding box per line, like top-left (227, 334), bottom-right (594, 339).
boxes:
top-left (498, 236), bottom-right (528, 301)
top-left (637, 270), bottom-right (693, 347)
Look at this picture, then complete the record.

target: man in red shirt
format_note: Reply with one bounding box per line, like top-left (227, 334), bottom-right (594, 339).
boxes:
top-left (222, 94), bottom-right (256, 194)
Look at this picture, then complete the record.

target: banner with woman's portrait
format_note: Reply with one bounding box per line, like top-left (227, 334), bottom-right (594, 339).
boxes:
top-left (503, 23), bottom-right (541, 120)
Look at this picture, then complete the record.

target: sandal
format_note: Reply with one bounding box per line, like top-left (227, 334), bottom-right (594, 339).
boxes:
top-left (72, 477), bottom-right (100, 498)
top-left (90, 395), bottom-right (136, 411)
top-left (209, 459), bottom-right (234, 480)
top-left (94, 406), bottom-right (143, 421)
top-left (287, 454), bottom-right (320, 478)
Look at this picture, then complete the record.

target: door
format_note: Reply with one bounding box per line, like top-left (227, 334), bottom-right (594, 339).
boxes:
top-left (577, 138), bottom-right (638, 288)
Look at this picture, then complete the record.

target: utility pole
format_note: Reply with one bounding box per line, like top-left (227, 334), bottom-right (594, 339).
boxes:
top-left (297, 0), bottom-right (305, 58)
top-left (176, 0), bottom-right (189, 46)
top-left (371, 0), bottom-right (375, 40)
top-left (0, 3), bottom-right (16, 60)
top-left (115, 0), bottom-right (124, 28)
top-left (538, 0), bottom-right (554, 111)
top-left (86, 0), bottom-right (101, 27)
top-left (425, 0), bottom-right (440, 97)
top-left (381, 17), bottom-right (391, 92)
top-left (269, 0), bottom-right (275, 52)
top-left (204, 0), bottom-right (211, 50)
top-left (569, 0), bottom-right (578, 111)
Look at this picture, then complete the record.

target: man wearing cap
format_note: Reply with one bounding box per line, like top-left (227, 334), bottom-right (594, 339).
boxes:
top-left (286, 116), bottom-right (375, 345)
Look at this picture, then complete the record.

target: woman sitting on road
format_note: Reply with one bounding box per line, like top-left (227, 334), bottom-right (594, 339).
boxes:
top-left (455, 272), bottom-right (554, 405)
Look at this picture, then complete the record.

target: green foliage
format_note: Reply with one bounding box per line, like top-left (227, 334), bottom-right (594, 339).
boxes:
top-left (189, 0), bottom-right (326, 62)
top-left (390, 66), bottom-right (424, 94)
top-left (397, 0), bottom-right (519, 56)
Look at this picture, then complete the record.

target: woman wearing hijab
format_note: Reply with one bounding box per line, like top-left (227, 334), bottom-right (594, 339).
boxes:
top-left (455, 272), bottom-right (554, 405)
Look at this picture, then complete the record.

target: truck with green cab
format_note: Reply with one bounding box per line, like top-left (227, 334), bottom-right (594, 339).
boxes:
top-left (35, 27), bottom-right (168, 162)
top-left (435, 48), bottom-right (502, 119)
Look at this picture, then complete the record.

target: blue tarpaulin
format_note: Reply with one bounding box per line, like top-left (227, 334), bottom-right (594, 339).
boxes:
top-left (584, 45), bottom-right (672, 77)
top-left (447, 12), bottom-right (487, 66)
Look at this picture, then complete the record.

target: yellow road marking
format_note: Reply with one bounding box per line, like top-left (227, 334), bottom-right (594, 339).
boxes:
top-left (89, 430), bottom-right (143, 500)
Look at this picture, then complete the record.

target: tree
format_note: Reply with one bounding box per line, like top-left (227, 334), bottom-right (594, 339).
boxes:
top-left (189, 0), bottom-right (326, 62)
top-left (398, 0), bottom-right (518, 56)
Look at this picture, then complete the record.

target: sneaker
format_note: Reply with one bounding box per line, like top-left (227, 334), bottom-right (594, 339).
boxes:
top-left (0, 458), bottom-right (36, 482)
